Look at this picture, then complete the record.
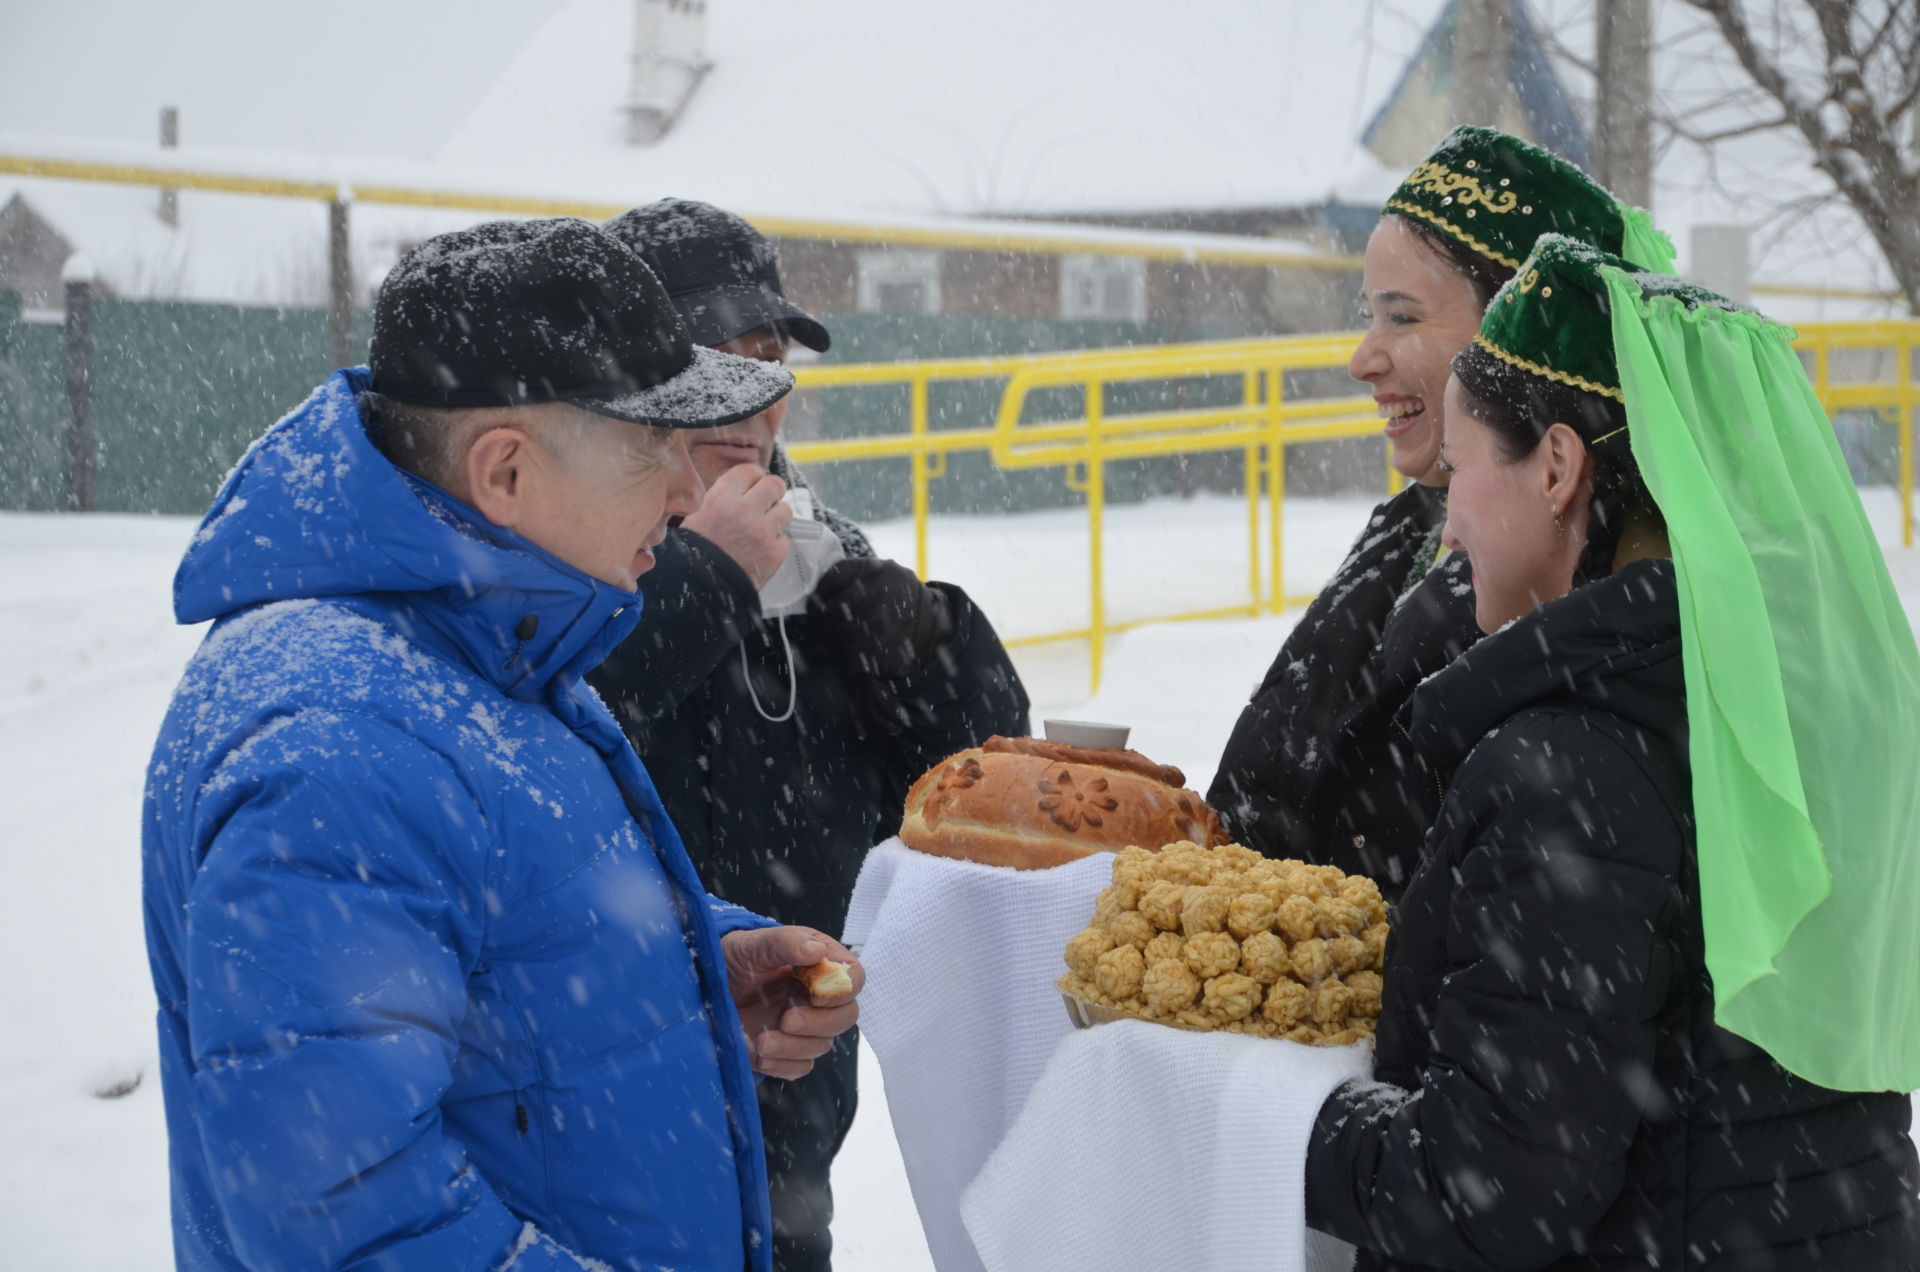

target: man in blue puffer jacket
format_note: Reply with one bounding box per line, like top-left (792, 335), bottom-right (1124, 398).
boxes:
top-left (142, 218), bottom-right (864, 1271)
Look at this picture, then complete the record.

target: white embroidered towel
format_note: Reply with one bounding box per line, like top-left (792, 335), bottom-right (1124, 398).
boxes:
top-left (840, 838), bottom-right (1115, 1272)
top-left (960, 1018), bottom-right (1369, 1272)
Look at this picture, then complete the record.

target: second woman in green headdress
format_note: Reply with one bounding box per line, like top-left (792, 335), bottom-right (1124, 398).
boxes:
top-left (1304, 234), bottom-right (1920, 1269)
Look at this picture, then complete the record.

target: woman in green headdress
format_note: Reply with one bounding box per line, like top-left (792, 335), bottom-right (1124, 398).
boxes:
top-left (1304, 234), bottom-right (1920, 1270)
top-left (1209, 126), bottom-right (1676, 900)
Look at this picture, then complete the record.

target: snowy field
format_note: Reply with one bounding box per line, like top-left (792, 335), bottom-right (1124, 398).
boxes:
top-left (4, 490), bottom-right (1918, 1267)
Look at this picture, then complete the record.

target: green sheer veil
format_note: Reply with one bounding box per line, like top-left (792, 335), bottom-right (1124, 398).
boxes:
top-left (1603, 267), bottom-right (1920, 1093)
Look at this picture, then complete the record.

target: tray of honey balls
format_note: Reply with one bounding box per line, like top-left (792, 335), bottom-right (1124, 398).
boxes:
top-left (1058, 841), bottom-right (1387, 1046)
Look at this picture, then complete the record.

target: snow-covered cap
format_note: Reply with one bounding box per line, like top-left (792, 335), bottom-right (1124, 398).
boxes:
top-left (369, 217), bottom-right (794, 429)
top-left (1462, 233), bottom-right (1737, 417)
top-left (604, 199), bottom-right (831, 353)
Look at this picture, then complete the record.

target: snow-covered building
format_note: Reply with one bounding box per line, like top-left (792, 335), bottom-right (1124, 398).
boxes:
top-left (0, 0), bottom-right (1609, 336)
top-left (0, 195), bottom-right (78, 314)
top-left (4, 0), bottom-right (1905, 331)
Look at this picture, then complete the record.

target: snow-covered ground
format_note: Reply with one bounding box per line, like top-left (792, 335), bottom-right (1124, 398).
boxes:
top-left (4, 489), bottom-right (1917, 1267)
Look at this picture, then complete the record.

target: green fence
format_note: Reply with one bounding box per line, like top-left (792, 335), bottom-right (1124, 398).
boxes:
top-left (0, 294), bottom-right (1284, 520)
top-left (0, 298), bottom-right (65, 510)
top-left (0, 292), bottom-right (375, 514)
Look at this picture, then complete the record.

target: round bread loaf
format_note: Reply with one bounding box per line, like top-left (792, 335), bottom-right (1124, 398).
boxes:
top-left (899, 735), bottom-right (1225, 869)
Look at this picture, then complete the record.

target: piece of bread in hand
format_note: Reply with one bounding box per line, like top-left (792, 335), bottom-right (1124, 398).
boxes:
top-left (799, 958), bottom-right (855, 998)
top-left (899, 735), bottom-right (1226, 870)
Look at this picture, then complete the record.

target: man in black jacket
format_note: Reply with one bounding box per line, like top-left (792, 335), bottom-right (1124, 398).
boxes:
top-left (589, 199), bottom-right (1030, 1272)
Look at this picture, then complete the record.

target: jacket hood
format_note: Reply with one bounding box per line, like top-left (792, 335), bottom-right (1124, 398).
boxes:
top-left (173, 368), bottom-right (645, 701)
top-left (1410, 558), bottom-right (1683, 771)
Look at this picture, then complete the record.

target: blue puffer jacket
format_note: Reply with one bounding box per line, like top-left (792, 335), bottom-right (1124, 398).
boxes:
top-left (143, 369), bottom-right (777, 1271)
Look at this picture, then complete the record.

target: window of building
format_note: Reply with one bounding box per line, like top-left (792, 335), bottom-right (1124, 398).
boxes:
top-left (856, 249), bottom-right (942, 315)
top-left (1059, 254), bottom-right (1148, 322)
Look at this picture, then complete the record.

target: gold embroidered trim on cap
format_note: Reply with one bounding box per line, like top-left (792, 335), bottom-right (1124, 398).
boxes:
top-left (1401, 161), bottom-right (1521, 215)
top-left (1471, 333), bottom-right (1625, 402)
top-left (1385, 200), bottom-right (1522, 271)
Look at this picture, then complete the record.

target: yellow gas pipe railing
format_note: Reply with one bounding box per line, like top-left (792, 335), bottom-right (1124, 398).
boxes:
top-left (8, 151), bottom-right (1915, 693)
top-left (790, 324), bottom-right (1920, 695)
top-left (788, 335), bottom-right (1385, 695)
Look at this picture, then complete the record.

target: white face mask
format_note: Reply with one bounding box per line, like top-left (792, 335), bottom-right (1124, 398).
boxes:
top-left (757, 488), bottom-right (846, 618)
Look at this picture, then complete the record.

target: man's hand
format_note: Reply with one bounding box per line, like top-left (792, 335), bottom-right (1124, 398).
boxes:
top-left (720, 926), bottom-right (864, 1080)
top-left (680, 465), bottom-right (793, 588)
top-left (808, 558), bottom-right (954, 680)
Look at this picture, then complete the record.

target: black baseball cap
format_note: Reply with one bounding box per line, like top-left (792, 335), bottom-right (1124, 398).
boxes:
top-left (602, 199), bottom-right (831, 353)
top-left (369, 217), bottom-right (793, 429)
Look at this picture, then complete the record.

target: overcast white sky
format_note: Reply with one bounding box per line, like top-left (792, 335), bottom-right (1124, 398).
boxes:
top-left (0, 0), bottom-right (559, 157)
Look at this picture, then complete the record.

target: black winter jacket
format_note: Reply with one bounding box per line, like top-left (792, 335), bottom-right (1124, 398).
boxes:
top-left (1210, 485), bottom-right (1481, 897)
top-left (589, 529), bottom-right (1029, 936)
top-left (1305, 560), bottom-right (1919, 1271)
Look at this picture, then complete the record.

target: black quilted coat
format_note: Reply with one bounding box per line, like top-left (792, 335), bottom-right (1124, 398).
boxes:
top-left (1209, 484), bottom-right (1481, 898)
top-left (1306, 560), bottom-right (1919, 1271)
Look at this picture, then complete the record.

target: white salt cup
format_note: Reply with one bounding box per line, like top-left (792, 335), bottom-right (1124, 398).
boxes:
top-left (1042, 718), bottom-right (1131, 749)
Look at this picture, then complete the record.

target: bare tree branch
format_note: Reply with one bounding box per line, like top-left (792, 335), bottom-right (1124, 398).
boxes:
top-left (1884, 74), bottom-right (1920, 127)
top-left (1665, 113), bottom-right (1794, 146)
top-left (1531, 23), bottom-right (1597, 77)
top-left (1858, 1), bottom-right (1904, 66)
top-left (1679, 0), bottom-right (1920, 308)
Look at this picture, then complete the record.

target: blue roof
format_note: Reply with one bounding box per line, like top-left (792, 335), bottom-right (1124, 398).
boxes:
top-left (1361, 0), bottom-right (1592, 170)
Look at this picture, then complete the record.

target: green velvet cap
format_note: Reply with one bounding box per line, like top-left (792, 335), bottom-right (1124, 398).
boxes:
top-left (1473, 233), bottom-right (1734, 411)
top-left (1386, 125), bottom-right (1671, 273)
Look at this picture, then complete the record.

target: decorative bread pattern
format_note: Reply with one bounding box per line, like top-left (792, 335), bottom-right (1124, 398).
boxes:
top-left (898, 736), bottom-right (1225, 870)
top-left (1059, 842), bottom-right (1388, 1045)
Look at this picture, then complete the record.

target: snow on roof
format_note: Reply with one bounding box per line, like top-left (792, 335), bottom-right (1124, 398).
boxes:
top-left (1, 0), bottom-right (1444, 224)
top-left (0, 165), bottom-right (491, 306)
top-left (0, 0), bottom-right (1907, 319)
top-left (0, 0), bottom-right (1444, 305)
top-left (0, 132), bottom-right (1341, 307)
top-left (434, 0), bottom-right (1443, 218)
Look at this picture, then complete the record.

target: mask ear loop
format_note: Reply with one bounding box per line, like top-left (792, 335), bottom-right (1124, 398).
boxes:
top-left (743, 613), bottom-right (799, 724)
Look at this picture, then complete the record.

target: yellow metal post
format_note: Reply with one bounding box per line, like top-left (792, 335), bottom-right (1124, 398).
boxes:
top-left (1087, 377), bottom-right (1107, 695)
top-left (1266, 366), bottom-right (1287, 613)
top-left (1896, 330), bottom-right (1912, 549)
top-left (910, 375), bottom-right (932, 578)
top-left (1243, 370), bottom-right (1262, 610)
top-left (1900, 335), bottom-right (1915, 549)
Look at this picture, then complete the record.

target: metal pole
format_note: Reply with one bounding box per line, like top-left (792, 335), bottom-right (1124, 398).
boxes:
top-left (64, 267), bottom-right (96, 512)
top-left (1243, 370), bottom-right (1261, 611)
top-left (328, 194), bottom-right (353, 369)
top-left (158, 106), bottom-right (178, 227)
top-left (1265, 366), bottom-right (1286, 612)
top-left (1595, 0), bottom-right (1654, 206)
top-left (910, 374), bottom-right (930, 579)
top-left (1901, 333), bottom-right (1915, 548)
top-left (1689, 225), bottom-right (1752, 304)
top-left (1086, 377), bottom-right (1106, 695)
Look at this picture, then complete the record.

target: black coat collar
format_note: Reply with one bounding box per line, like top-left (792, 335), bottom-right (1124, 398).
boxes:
top-left (1408, 558), bottom-right (1683, 773)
